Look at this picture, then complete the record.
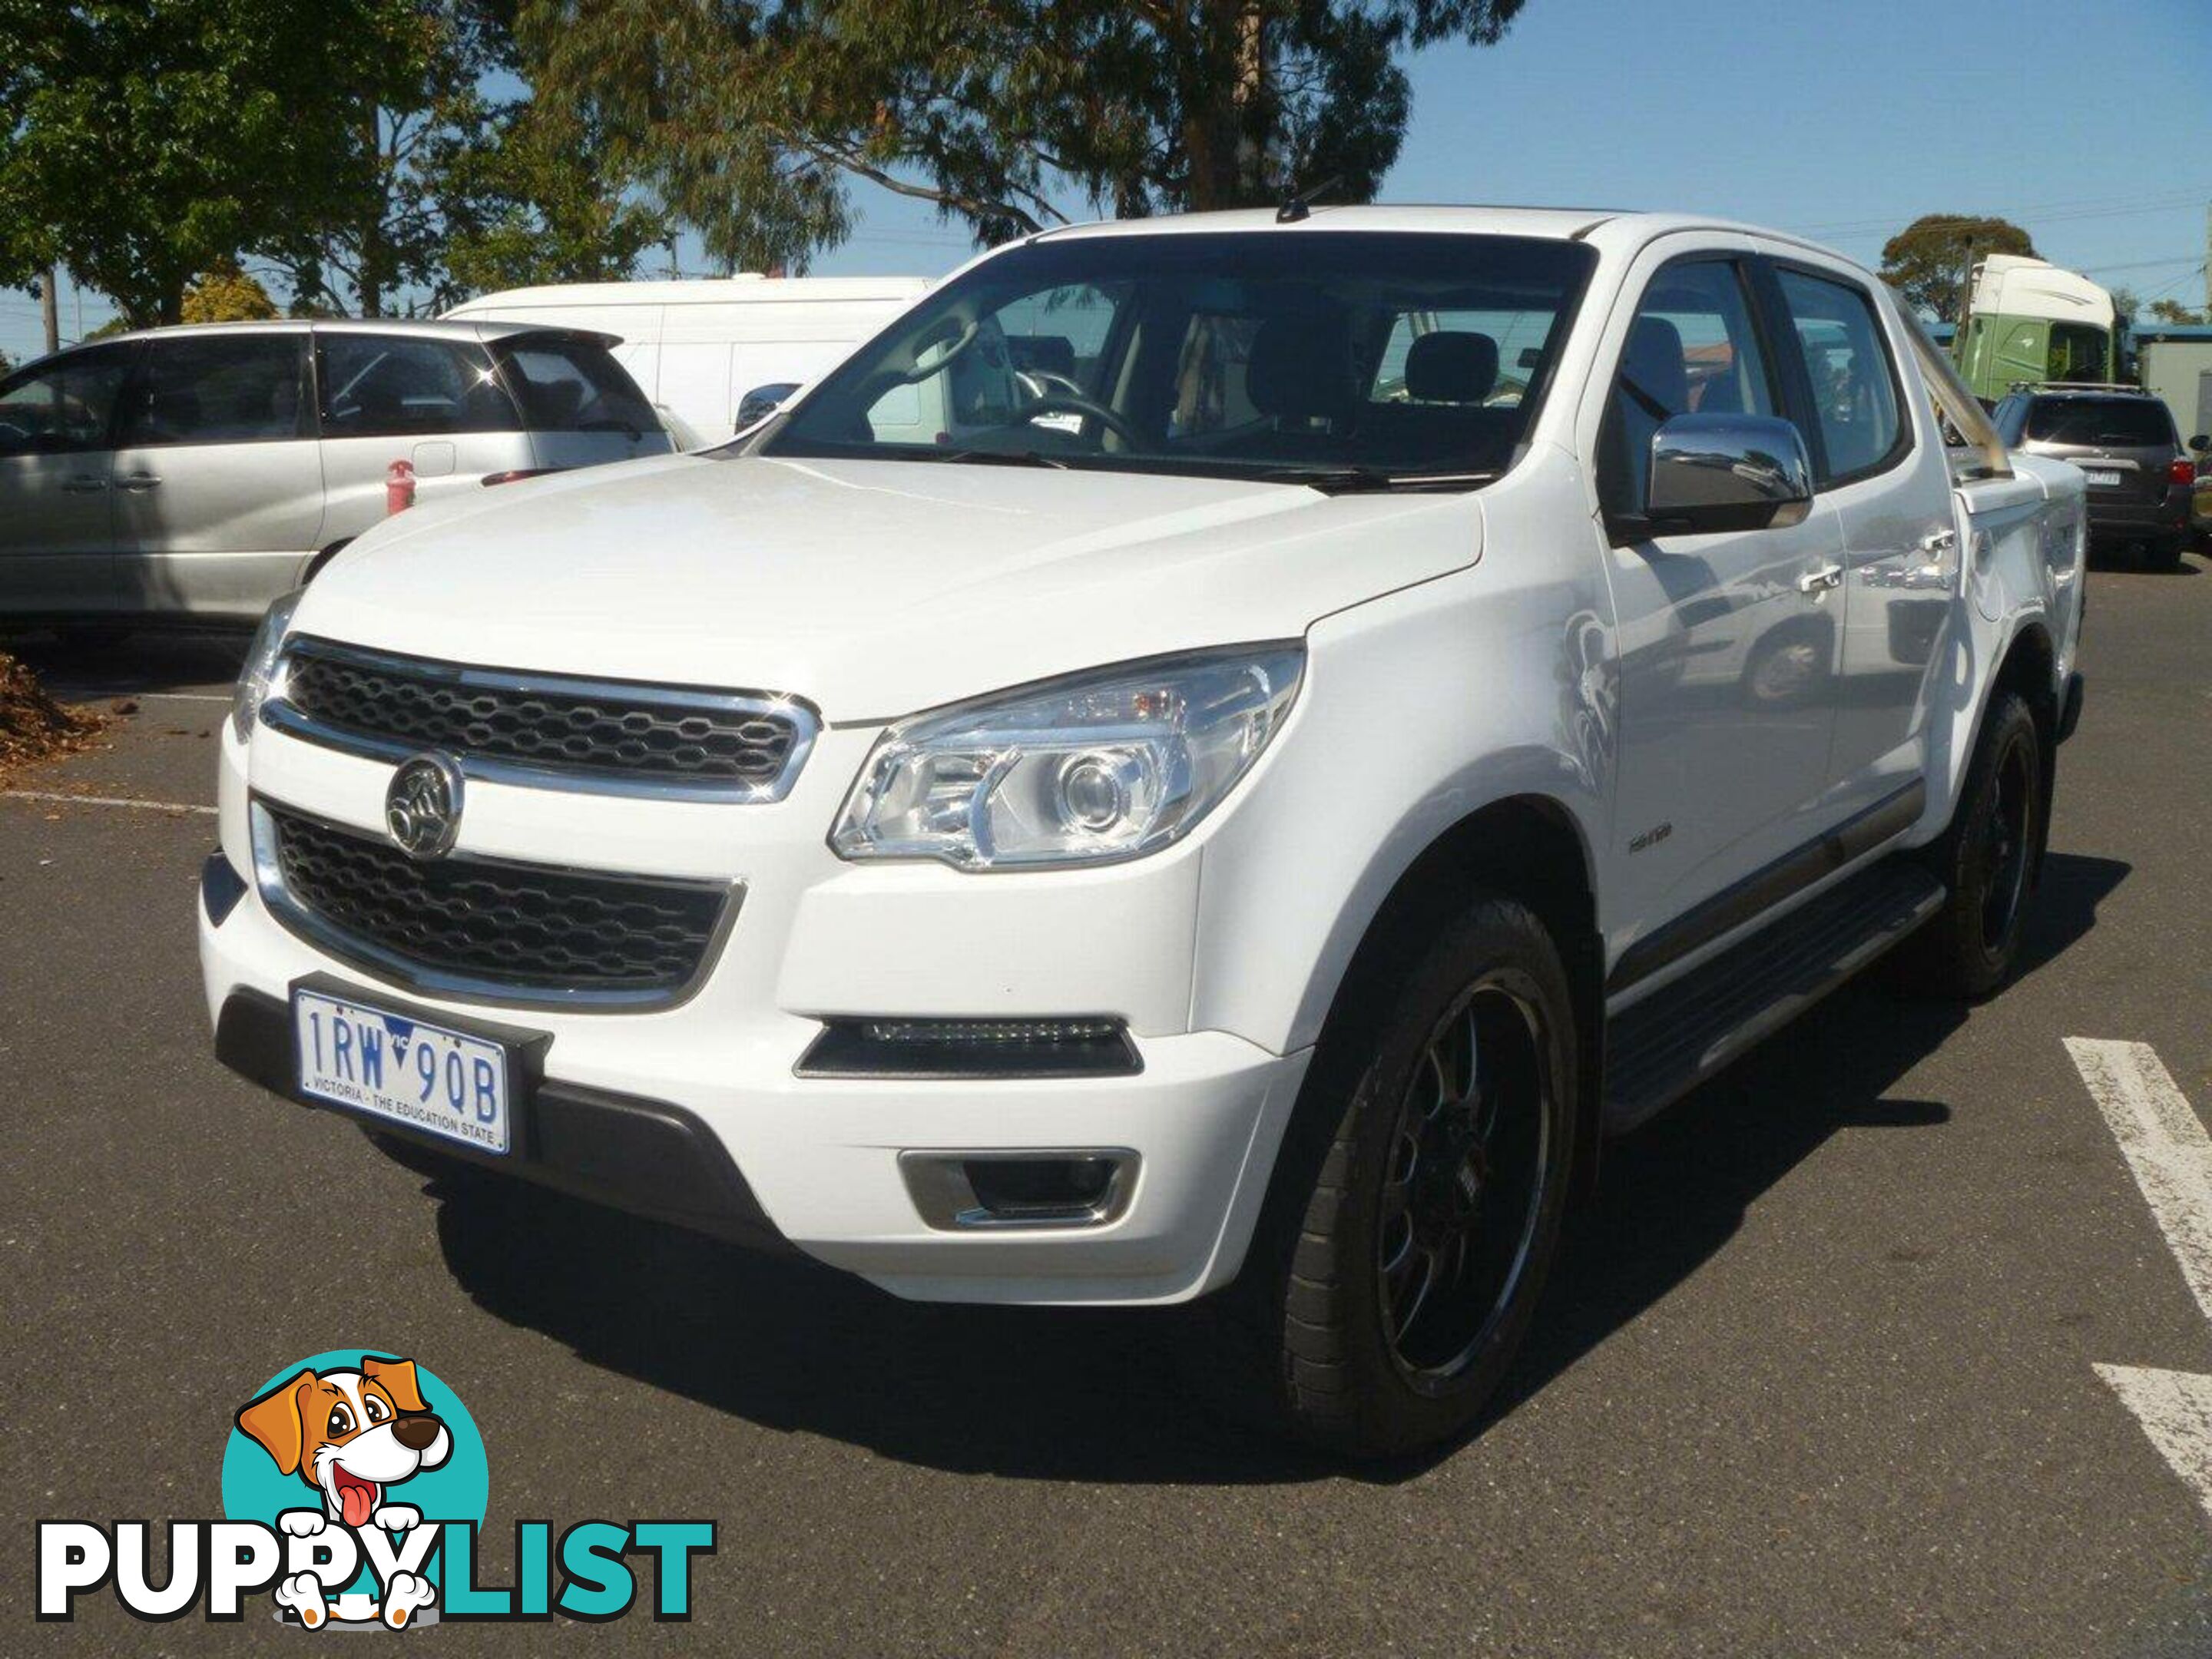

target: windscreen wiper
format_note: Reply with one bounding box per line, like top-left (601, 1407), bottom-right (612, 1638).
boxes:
top-left (1253, 463), bottom-right (1496, 494)
top-left (916, 448), bottom-right (1069, 469)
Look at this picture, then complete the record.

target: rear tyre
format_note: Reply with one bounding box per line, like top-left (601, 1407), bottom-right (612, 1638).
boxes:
top-left (1894, 690), bottom-right (2045, 1000)
top-left (2144, 535), bottom-right (2185, 572)
top-left (1210, 894), bottom-right (1578, 1457)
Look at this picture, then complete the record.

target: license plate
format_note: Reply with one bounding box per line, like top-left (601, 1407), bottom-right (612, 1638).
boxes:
top-left (2085, 469), bottom-right (2123, 488)
top-left (293, 988), bottom-right (513, 1154)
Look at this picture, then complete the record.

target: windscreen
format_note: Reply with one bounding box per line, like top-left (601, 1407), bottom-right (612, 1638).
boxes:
top-left (766, 232), bottom-right (1598, 487)
top-left (2028, 397), bottom-right (2176, 448)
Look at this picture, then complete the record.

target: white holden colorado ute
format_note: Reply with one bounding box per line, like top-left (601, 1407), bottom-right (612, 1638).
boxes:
top-left (201, 207), bottom-right (2086, 1455)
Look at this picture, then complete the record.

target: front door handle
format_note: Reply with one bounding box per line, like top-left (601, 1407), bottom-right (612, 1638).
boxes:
top-left (61, 475), bottom-right (108, 493)
top-left (1798, 562), bottom-right (1844, 594)
top-left (115, 472), bottom-right (162, 492)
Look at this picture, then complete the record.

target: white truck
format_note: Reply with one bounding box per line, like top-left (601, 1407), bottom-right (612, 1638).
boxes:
top-left (203, 207), bottom-right (2086, 1455)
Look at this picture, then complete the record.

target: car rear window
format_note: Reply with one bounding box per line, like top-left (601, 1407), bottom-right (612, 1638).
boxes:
top-left (2028, 398), bottom-right (2176, 448)
top-left (493, 337), bottom-right (659, 435)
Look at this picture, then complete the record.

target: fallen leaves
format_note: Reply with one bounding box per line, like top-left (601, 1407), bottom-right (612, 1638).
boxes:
top-left (0, 652), bottom-right (111, 778)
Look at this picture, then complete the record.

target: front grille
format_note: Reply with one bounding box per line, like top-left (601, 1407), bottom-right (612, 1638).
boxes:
top-left (258, 804), bottom-right (730, 1002)
top-left (273, 638), bottom-right (813, 798)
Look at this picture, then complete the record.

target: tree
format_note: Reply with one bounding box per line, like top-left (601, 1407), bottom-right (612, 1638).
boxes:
top-left (264, 1), bottom-right (508, 318)
top-left (517, 1), bottom-right (1529, 272)
top-left (180, 260), bottom-right (279, 322)
top-left (0, 2), bottom-right (390, 326)
top-left (2148, 298), bottom-right (2210, 326)
top-left (435, 101), bottom-right (670, 294)
top-left (2110, 286), bottom-right (2142, 326)
top-left (1879, 214), bottom-right (2037, 324)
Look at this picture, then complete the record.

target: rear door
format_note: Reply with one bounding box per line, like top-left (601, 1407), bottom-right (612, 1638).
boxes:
top-left (1755, 257), bottom-right (1956, 821)
top-left (1586, 245), bottom-right (1849, 975)
top-left (111, 330), bottom-right (322, 621)
top-left (0, 343), bottom-right (136, 616)
top-left (489, 333), bottom-right (670, 470)
top-left (315, 330), bottom-right (535, 543)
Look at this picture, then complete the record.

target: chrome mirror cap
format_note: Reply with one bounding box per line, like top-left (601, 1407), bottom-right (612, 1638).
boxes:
top-left (1646, 412), bottom-right (1815, 535)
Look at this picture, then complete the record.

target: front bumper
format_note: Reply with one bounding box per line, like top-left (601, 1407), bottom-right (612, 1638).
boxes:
top-left (199, 724), bottom-right (1311, 1306)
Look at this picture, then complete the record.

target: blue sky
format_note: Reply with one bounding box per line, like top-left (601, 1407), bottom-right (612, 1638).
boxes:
top-left (7, 0), bottom-right (2207, 360)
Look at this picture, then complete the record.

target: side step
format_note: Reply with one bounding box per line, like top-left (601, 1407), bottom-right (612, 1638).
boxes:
top-left (1602, 856), bottom-right (1946, 1134)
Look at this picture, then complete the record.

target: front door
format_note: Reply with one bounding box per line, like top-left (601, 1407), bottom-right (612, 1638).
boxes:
top-left (111, 331), bottom-right (324, 621)
top-left (1590, 251), bottom-right (1848, 976)
top-left (0, 343), bottom-right (138, 617)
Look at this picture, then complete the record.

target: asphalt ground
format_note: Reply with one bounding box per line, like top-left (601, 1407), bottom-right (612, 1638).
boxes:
top-left (4, 553), bottom-right (2212, 1656)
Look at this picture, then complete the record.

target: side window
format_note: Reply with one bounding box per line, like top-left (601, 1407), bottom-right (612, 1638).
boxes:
top-left (0, 347), bottom-right (134, 456)
top-left (118, 335), bottom-right (307, 448)
top-left (1773, 269), bottom-right (1906, 484)
top-left (1599, 259), bottom-right (1780, 522)
top-left (319, 333), bottom-right (518, 439)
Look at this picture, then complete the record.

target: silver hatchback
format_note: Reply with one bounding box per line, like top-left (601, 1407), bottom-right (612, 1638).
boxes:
top-left (0, 318), bottom-right (671, 628)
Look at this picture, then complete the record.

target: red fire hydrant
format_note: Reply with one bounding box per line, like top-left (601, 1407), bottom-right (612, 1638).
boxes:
top-left (385, 458), bottom-right (416, 515)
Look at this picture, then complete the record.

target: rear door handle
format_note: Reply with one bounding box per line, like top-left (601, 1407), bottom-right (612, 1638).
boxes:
top-left (61, 475), bottom-right (108, 493)
top-left (1797, 562), bottom-right (1844, 593)
top-left (116, 472), bottom-right (162, 492)
top-left (1919, 528), bottom-right (1958, 553)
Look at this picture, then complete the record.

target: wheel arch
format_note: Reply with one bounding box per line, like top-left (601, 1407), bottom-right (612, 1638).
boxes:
top-left (1274, 792), bottom-right (1608, 1220)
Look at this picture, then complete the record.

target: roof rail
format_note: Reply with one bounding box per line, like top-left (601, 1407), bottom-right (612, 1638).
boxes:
top-left (2010, 380), bottom-right (2148, 396)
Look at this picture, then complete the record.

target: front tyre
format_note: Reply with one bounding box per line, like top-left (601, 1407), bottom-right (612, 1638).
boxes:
top-left (1896, 688), bottom-right (2045, 999)
top-left (1224, 895), bottom-right (1578, 1457)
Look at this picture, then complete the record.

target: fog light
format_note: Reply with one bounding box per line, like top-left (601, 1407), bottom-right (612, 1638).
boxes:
top-left (899, 1149), bottom-right (1140, 1229)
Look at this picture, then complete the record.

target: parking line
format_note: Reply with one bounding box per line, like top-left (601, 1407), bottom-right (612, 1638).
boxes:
top-left (2092, 1365), bottom-right (2212, 1522)
top-left (2068, 1037), bottom-right (2212, 1522)
top-left (0, 789), bottom-right (216, 816)
top-left (2065, 1038), bottom-right (2212, 1324)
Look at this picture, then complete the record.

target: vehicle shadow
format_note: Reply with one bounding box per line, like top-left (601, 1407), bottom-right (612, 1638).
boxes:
top-left (425, 852), bottom-right (2128, 1487)
top-left (0, 627), bottom-right (247, 696)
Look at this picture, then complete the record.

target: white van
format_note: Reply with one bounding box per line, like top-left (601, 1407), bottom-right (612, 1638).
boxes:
top-left (442, 275), bottom-right (931, 448)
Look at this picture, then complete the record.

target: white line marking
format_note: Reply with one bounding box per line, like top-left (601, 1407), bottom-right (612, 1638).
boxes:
top-left (2065, 1037), bottom-right (2212, 1325)
top-left (2095, 1364), bottom-right (2212, 1523)
top-left (0, 789), bottom-right (215, 816)
top-left (2069, 1038), bottom-right (2212, 1522)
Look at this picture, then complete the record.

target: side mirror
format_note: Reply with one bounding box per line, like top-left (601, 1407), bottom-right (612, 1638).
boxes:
top-left (736, 382), bottom-right (801, 432)
top-left (1644, 412), bottom-right (1815, 536)
top-left (2188, 433), bottom-right (2209, 455)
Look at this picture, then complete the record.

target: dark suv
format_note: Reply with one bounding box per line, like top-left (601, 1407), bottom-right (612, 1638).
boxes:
top-left (1992, 385), bottom-right (2206, 569)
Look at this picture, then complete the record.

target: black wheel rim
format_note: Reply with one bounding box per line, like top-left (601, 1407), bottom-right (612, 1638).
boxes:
top-left (1376, 977), bottom-right (1552, 1385)
top-left (1977, 733), bottom-right (2035, 953)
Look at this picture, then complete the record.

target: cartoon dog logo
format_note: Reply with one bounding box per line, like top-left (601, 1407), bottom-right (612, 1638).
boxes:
top-left (235, 1355), bottom-right (452, 1628)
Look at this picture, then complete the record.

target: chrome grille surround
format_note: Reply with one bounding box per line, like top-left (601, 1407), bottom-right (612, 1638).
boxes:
top-left (248, 798), bottom-right (740, 1011)
top-left (263, 635), bottom-right (819, 803)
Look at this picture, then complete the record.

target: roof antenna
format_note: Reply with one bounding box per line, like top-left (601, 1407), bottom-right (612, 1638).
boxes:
top-left (1276, 174), bottom-right (1343, 225)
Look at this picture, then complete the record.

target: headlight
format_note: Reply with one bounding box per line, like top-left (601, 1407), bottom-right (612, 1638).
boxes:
top-left (230, 588), bottom-right (303, 742)
top-left (832, 644), bottom-right (1304, 869)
